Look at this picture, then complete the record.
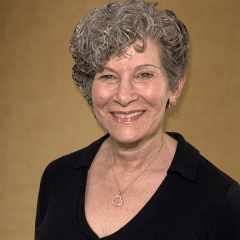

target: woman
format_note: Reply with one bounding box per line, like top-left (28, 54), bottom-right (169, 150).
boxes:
top-left (35, 0), bottom-right (240, 239)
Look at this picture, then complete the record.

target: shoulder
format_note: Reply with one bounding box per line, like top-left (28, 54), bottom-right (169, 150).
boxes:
top-left (168, 132), bottom-right (240, 237)
top-left (197, 155), bottom-right (240, 208)
top-left (200, 156), bottom-right (240, 238)
top-left (43, 134), bottom-right (109, 181)
top-left (168, 132), bottom-right (240, 199)
top-left (198, 154), bottom-right (239, 189)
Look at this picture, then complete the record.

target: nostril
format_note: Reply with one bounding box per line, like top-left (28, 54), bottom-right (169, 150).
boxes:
top-left (112, 80), bottom-right (138, 106)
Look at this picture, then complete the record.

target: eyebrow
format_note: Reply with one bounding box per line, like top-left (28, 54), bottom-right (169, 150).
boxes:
top-left (102, 64), bottom-right (161, 73)
top-left (135, 64), bottom-right (161, 71)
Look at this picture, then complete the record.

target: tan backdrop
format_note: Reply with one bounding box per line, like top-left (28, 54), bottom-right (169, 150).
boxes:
top-left (1, 0), bottom-right (239, 239)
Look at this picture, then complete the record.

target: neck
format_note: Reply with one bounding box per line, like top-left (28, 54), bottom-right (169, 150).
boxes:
top-left (108, 131), bottom-right (165, 172)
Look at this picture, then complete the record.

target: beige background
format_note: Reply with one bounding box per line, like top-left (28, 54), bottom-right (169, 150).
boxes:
top-left (0, 0), bottom-right (239, 239)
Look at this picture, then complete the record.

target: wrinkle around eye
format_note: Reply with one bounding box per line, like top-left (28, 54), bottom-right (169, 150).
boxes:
top-left (139, 72), bottom-right (154, 78)
top-left (133, 72), bottom-right (155, 83)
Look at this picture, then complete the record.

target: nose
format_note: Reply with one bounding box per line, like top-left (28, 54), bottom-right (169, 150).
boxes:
top-left (113, 79), bottom-right (138, 107)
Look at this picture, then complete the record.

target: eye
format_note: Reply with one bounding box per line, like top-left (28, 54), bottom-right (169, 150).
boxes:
top-left (100, 75), bottom-right (114, 79)
top-left (139, 72), bottom-right (153, 78)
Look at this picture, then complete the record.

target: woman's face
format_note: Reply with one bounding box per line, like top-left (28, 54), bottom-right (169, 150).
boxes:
top-left (92, 38), bottom-right (184, 144)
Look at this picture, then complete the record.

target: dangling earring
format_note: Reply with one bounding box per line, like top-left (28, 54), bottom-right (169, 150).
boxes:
top-left (168, 101), bottom-right (177, 111)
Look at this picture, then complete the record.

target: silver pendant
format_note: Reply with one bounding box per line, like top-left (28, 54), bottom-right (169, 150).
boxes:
top-left (112, 192), bottom-right (123, 206)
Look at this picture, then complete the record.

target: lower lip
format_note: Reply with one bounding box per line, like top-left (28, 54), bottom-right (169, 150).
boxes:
top-left (111, 112), bottom-right (145, 124)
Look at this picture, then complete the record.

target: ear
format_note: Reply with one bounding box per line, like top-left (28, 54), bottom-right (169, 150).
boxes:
top-left (169, 74), bottom-right (186, 105)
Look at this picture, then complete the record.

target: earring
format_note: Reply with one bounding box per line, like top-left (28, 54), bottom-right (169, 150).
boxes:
top-left (168, 103), bottom-right (176, 111)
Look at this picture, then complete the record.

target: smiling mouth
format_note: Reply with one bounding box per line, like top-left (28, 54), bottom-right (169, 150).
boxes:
top-left (112, 111), bottom-right (145, 119)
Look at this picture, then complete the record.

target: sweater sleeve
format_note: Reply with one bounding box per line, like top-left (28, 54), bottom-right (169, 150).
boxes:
top-left (211, 181), bottom-right (240, 240)
top-left (35, 167), bottom-right (48, 229)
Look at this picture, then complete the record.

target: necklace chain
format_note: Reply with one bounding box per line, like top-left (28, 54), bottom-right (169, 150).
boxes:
top-left (109, 133), bottom-right (164, 206)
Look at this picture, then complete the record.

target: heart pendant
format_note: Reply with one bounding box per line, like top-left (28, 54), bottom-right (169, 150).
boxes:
top-left (112, 194), bottom-right (123, 206)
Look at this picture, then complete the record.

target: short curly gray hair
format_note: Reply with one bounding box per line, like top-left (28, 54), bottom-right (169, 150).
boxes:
top-left (70, 0), bottom-right (189, 108)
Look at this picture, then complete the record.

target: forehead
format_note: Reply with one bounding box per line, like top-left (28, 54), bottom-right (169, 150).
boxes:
top-left (104, 38), bottom-right (161, 70)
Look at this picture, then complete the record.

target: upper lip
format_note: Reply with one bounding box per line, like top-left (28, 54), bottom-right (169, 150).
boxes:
top-left (110, 110), bottom-right (145, 114)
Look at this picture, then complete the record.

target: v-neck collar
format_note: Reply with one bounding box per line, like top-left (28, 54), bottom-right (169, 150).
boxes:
top-left (73, 132), bottom-right (200, 239)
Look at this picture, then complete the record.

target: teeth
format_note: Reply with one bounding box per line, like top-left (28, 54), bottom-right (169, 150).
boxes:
top-left (114, 111), bottom-right (144, 119)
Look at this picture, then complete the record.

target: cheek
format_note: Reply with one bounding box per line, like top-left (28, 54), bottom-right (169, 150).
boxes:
top-left (92, 82), bottom-right (112, 107)
top-left (145, 88), bottom-right (160, 102)
top-left (142, 83), bottom-right (168, 105)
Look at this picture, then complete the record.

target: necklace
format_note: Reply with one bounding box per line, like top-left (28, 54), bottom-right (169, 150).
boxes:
top-left (109, 133), bottom-right (164, 206)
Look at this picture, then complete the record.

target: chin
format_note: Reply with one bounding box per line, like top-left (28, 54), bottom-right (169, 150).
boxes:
top-left (109, 129), bottom-right (146, 144)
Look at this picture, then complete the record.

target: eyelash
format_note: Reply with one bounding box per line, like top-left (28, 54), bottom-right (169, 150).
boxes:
top-left (98, 72), bottom-right (155, 83)
top-left (137, 72), bottom-right (154, 78)
top-left (100, 73), bottom-right (153, 78)
top-left (100, 75), bottom-right (115, 79)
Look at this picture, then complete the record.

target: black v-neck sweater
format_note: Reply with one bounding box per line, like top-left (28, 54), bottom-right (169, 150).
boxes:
top-left (35, 133), bottom-right (240, 240)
